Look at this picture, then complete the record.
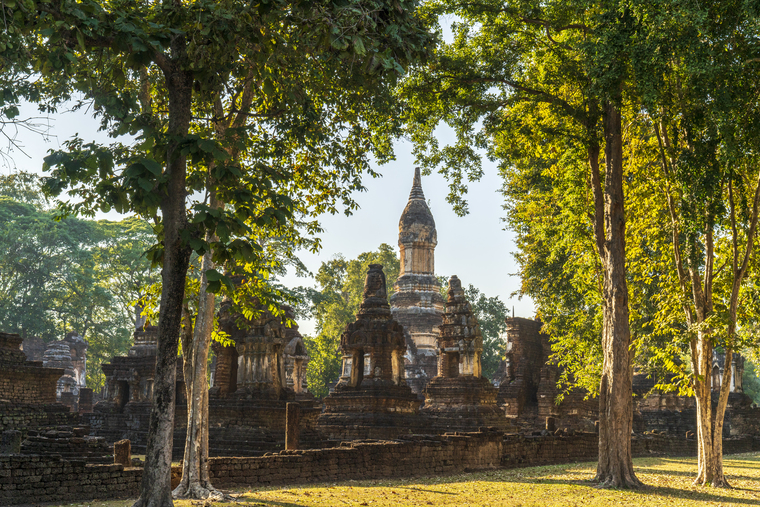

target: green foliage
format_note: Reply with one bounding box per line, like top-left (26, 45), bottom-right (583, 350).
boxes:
top-left (401, 0), bottom-right (760, 399)
top-left (3, 0), bottom-right (435, 341)
top-left (743, 360), bottom-right (760, 406)
top-left (0, 172), bottom-right (157, 390)
top-left (303, 244), bottom-right (400, 397)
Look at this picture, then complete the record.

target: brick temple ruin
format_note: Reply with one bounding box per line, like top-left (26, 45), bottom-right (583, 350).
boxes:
top-left (3, 167), bottom-right (760, 504)
top-left (421, 275), bottom-right (512, 432)
top-left (320, 264), bottom-right (421, 439)
top-left (21, 332), bottom-right (90, 412)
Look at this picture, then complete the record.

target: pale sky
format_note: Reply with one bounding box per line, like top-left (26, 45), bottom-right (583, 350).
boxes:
top-left (5, 101), bottom-right (535, 336)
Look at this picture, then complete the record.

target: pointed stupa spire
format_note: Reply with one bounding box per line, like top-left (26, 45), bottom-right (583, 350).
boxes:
top-left (409, 167), bottom-right (425, 200)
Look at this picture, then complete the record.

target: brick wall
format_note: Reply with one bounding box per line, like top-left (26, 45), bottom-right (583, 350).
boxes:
top-left (0, 455), bottom-right (141, 505)
top-left (0, 365), bottom-right (66, 406)
top-left (0, 402), bottom-right (79, 435)
top-left (3, 432), bottom-right (760, 505)
top-left (208, 431), bottom-right (505, 488)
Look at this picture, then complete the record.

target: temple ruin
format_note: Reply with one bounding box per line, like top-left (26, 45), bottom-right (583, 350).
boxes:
top-left (20, 332), bottom-right (88, 411)
top-left (321, 264), bottom-right (421, 439)
top-left (497, 317), bottom-right (597, 432)
top-left (282, 306), bottom-right (311, 400)
top-left (390, 167), bottom-right (445, 394)
top-left (421, 275), bottom-right (512, 432)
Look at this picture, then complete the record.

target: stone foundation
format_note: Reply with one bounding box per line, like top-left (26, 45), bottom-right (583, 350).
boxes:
top-left (422, 376), bottom-right (513, 432)
top-left (0, 402), bottom-right (79, 435)
top-left (0, 455), bottom-right (141, 504)
top-left (20, 427), bottom-right (112, 463)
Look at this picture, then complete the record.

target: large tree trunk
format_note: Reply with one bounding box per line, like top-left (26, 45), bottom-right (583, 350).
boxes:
top-left (593, 100), bottom-right (641, 488)
top-left (173, 193), bottom-right (223, 500)
top-left (133, 60), bottom-right (194, 507)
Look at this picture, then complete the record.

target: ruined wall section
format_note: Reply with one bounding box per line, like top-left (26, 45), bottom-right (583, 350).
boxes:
top-left (0, 333), bottom-right (64, 406)
top-left (498, 318), bottom-right (596, 431)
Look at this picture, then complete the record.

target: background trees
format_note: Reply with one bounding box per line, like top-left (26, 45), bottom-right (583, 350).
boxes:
top-left (0, 172), bottom-right (157, 389)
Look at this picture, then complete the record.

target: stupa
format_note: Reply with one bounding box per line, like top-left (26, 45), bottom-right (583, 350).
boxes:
top-left (320, 264), bottom-right (421, 439)
top-left (390, 167), bottom-right (446, 394)
top-left (421, 275), bottom-right (510, 431)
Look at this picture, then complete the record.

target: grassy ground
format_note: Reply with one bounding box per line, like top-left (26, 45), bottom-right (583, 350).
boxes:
top-left (53, 453), bottom-right (760, 507)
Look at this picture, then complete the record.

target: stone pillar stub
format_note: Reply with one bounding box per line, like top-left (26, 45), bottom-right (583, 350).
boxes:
top-left (114, 439), bottom-right (131, 466)
top-left (285, 402), bottom-right (300, 451)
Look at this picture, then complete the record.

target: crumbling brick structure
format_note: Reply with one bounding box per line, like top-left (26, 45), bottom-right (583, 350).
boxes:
top-left (22, 332), bottom-right (88, 410)
top-left (82, 325), bottom-right (184, 452)
top-left (422, 275), bottom-right (512, 432)
top-left (321, 264), bottom-right (421, 439)
top-left (216, 288), bottom-right (291, 400)
top-left (0, 333), bottom-right (64, 406)
top-left (282, 307), bottom-right (311, 400)
top-left (497, 318), bottom-right (596, 431)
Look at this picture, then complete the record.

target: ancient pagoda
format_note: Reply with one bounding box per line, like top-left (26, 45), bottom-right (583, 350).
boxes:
top-left (390, 167), bottom-right (445, 394)
top-left (320, 264), bottom-right (421, 439)
top-left (215, 284), bottom-right (293, 401)
top-left (421, 275), bottom-right (511, 432)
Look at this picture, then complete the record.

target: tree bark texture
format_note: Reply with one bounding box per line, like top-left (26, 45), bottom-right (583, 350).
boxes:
top-left (593, 101), bottom-right (642, 488)
top-left (173, 94), bottom-right (250, 498)
top-left (173, 193), bottom-right (223, 500)
top-left (133, 58), bottom-right (194, 507)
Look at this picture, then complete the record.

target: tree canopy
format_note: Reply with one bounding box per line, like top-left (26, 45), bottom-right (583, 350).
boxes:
top-left (0, 172), bottom-right (157, 389)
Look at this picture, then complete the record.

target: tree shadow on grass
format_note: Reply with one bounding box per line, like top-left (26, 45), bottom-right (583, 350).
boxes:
top-left (634, 466), bottom-right (760, 482)
top-left (486, 473), bottom-right (760, 505)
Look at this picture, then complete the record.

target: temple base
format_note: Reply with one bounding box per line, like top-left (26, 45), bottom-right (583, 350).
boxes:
top-left (421, 376), bottom-right (515, 433)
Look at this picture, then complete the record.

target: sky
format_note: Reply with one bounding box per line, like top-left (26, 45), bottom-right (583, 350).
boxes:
top-left (4, 101), bottom-right (536, 336)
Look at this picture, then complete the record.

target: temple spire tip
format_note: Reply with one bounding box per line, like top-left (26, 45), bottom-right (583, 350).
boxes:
top-left (409, 167), bottom-right (425, 200)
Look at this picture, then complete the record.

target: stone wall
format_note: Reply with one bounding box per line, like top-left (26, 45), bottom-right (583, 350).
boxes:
top-left (209, 431), bottom-right (505, 488)
top-left (84, 399), bottom-right (326, 457)
top-left (20, 428), bottom-right (112, 463)
top-left (4, 432), bottom-right (760, 505)
top-left (0, 455), bottom-right (141, 505)
top-left (0, 402), bottom-right (78, 436)
top-left (0, 333), bottom-right (64, 405)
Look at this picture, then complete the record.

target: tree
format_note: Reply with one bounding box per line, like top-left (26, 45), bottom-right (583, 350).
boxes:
top-left (303, 244), bottom-right (400, 397)
top-left (496, 0), bottom-right (760, 487)
top-left (401, 0), bottom-right (643, 487)
top-left (11, 1), bottom-right (432, 504)
top-left (0, 173), bottom-right (157, 390)
top-left (632, 1), bottom-right (760, 484)
top-left (0, 5), bottom-right (64, 166)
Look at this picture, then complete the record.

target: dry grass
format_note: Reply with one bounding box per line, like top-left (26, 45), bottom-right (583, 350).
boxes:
top-left (53, 453), bottom-right (760, 507)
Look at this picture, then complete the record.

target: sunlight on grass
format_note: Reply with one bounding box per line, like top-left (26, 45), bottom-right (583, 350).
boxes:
top-left (54, 453), bottom-right (760, 507)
